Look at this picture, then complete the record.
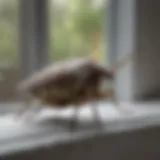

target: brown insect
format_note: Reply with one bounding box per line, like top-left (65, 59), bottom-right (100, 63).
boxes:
top-left (16, 56), bottom-right (131, 130)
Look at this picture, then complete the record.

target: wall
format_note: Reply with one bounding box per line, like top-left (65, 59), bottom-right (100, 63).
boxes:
top-left (135, 0), bottom-right (160, 100)
top-left (108, 0), bottom-right (160, 101)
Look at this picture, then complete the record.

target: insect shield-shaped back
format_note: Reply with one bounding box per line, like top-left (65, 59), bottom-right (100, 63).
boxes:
top-left (18, 58), bottom-right (114, 108)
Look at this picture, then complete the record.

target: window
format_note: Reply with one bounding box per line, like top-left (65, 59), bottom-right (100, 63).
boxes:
top-left (0, 0), bottom-right (107, 114)
top-left (0, 0), bottom-right (19, 104)
top-left (0, 0), bottom-right (160, 158)
top-left (49, 0), bottom-right (106, 64)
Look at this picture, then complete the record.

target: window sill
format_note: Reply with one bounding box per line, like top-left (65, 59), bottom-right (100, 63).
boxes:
top-left (0, 102), bottom-right (160, 158)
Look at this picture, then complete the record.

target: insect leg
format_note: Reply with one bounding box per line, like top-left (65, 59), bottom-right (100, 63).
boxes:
top-left (110, 94), bottom-right (124, 112)
top-left (13, 96), bottom-right (34, 122)
top-left (69, 106), bottom-right (79, 131)
top-left (111, 95), bottom-right (135, 115)
top-left (16, 94), bottom-right (33, 117)
top-left (91, 101), bottom-right (103, 129)
top-left (29, 99), bottom-right (43, 114)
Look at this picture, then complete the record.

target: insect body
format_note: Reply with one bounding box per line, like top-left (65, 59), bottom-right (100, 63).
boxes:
top-left (17, 56), bottom-right (130, 129)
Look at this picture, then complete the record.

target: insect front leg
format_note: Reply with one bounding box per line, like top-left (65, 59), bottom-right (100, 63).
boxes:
top-left (90, 101), bottom-right (103, 129)
top-left (15, 95), bottom-right (42, 122)
top-left (27, 99), bottom-right (43, 119)
top-left (69, 106), bottom-right (80, 131)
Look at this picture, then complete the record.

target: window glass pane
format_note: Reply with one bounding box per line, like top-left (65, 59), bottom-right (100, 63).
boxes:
top-left (49, 0), bottom-right (106, 64)
top-left (0, 0), bottom-right (19, 102)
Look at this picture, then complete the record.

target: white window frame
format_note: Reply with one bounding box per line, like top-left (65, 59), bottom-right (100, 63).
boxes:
top-left (107, 0), bottom-right (136, 102)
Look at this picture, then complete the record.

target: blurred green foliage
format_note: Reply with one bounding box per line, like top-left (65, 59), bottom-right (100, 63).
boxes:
top-left (0, 0), bottom-right (106, 101)
top-left (50, 0), bottom-right (105, 62)
top-left (0, 0), bottom-right (105, 63)
top-left (0, 0), bottom-right (18, 63)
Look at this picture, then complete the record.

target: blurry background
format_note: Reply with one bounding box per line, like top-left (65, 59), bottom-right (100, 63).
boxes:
top-left (0, 0), bottom-right (159, 103)
top-left (0, 1), bottom-right (160, 158)
top-left (0, 0), bottom-right (106, 102)
top-left (49, 0), bottom-right (105, 62)
top-left (0, 0), bottom-right (19, 102)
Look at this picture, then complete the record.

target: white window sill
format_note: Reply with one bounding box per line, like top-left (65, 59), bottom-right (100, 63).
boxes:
top-left (0, 102), bottom-right (160, 156)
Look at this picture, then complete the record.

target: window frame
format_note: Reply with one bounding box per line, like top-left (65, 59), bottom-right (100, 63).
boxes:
top-left (19, 0), bottom-right (49, 80)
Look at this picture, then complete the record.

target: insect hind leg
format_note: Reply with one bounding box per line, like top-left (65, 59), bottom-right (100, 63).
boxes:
top-left (15, 94), bottom-right (42, 122)
top-left (111, 96), bottom-right (135, 115)
top-left (69, 106), bottom-right (80, 131)
top-left (15, 94), bottom-right (33, 119)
